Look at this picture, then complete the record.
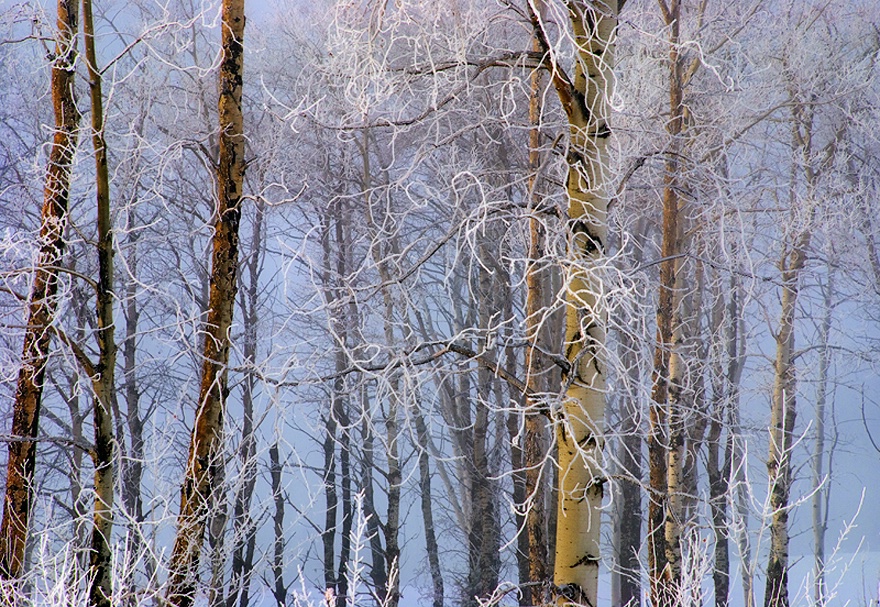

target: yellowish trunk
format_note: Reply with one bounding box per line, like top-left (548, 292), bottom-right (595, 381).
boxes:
top-left (545, 2), bottom-right (619, 605)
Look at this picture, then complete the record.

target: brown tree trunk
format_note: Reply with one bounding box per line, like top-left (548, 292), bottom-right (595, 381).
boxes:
top-left (82, 0), bottom-right (118, 602)
top-left (523, 28), bottom-right (552, 606)
top-left (0, 0), bottom-right (81, 583)
top-left (165, 0), bottom-right (246, 603)
top-left (414, 406), bottom-right (444, 607)
top-left (529, 1), bottom-right (623, 604)
top-left (648, 2), bottom-right (688, 604)
top-left (269, 442), bottom-right (287, 607)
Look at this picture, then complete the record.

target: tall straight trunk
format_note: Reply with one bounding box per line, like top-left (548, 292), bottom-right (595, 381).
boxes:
top-left (361, 128), bottom-right (401, 607)
top-left (507, 409), bottom-right (530, 607)
top-left (413, 407), bottom-right (443, 607)
top-left (765, 100), bottom-right (817, 607)
top-left (359, 395), bottom-right (388, 598)
top-left (523, 29), bottom-right (551, 607)
top-left (82, 0), bottom-right (118, 603)
top-left (464, 247), bottom-right (501, 607)
top-left (165, 0), bottom-right (245, 603)
top-left (764, 252), bottom-right (805, 607)
top-left (811, 274), bottom-right (832, 607)
top-left (121, 230), bottom-right (154, 602)
top-left (649, 2), bottom-right (687, 603)
top-left (322, 392), bottom-right (339, 597)
top-left (333, 203), bottom-right (354, 607)
top-left (334, 377), bottom-right (353, 607)
top-left (531, 1), bottom-right (622, 604)
top-left (732, 406), bottom-right (754, 607)
top-left (612, 219), bottom-right (646, 607)
top-left (0, 0), bottom-right (80, 581)
top-left (227, 203), bottom-right (264, 607)
top-left (706, 272), bottom-right (738, 607)
top-left (269, 442), bottom-right (287, 607)
top-left (615, 331), bottom-right (643, 607)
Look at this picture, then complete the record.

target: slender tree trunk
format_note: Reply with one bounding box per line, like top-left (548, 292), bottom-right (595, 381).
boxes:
top-left (361, 128), bottom-right (402, 607)
top-left (707, 271), bottom-right (744, 607)
top-left (333, 203), bottom-right (354, 607)
top-left (765, 100), bottom-right (816, 607)
top-left (82, 0), bottom-right (118, 602)
top-left (414, 406), bottom-right (444, 607)
top-left (523, 28), bottom-right (551, 605)
top-left (0, 0), bottom-right (80, 583)
top-left (165, 0), bottom-right (246, 603)
top-left (615, 330), bottom-right (643, 607)
top-left (812, 274), bottom-right (832, 607)
top-left (121, 229), bottom-right (154, 602)
top-left (649, 3), bottom-right (687, 603)
top-left (335, 377), bottom-right (353, 607)
top-left (269, 442), bottom-right (286, 607)
top-left (322, 392), bottom-right (339, 598)
top-left (764, 255), bottom-right (804, 607)
top-left (612, 220), bottom-right (646, 607)
top-left (207, 453), bottom-right (229, 607)
top-left (359, 397), bottom-right (388, 598)
top-left (227, 203), bottom-right (263, 607)
top-left (531, 1), bottom-right (622, 604)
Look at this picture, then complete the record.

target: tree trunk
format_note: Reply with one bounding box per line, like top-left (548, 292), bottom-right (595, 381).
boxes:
top-left (649, 3), bottom-right (687, 603)
top-left (765, 99), bottom-right (816, 607)
top-left (532, 1), bottom-right (622, 604)
top-left (121, 229), bottom-right (154, 602)
top-left (82, 0), bottom-right (118, 602)
top-left (227, 203), bottom-right (264, 607)
top-left (165, 0), bottom-right (246, 603)
top-left (811, 273), bottom-right (833, 607)
top-left (269, 442), bottom-right (287, 607)
top-left (359, 398), bottom-right (388, 598)
top-left (0, 0), bottom-right (80, 583)
top-left (615, 330), bottom-right (643, 607)
top-left (523, 28), bottom-right (552, 604)
top-left (764, 254), bottom-right (804, 607)
top-left (414, 406), bottom-right (444, 607)
top-left (612, 219), bottom-right (646, 607)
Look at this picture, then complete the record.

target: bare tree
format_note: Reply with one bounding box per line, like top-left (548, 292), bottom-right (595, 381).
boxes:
top-left (0, 0), bottom-right (81, 584)
top-left (165, 0), bottom-right (246, 603)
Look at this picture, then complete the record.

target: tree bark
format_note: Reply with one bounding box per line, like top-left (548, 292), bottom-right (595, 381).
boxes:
top-left (227, 203), bottom-right (264, 607)
top-left (648, 2), bottom-right (688, 603)
top-left (811, 274), bottom-right (833, 607)
top-left (523, 28), bottom-right (552, 605)
top-left (82, 0), bottom-right (119, 602)
top-left (269, 442), bottom-right (287, 607)
top-left (0, 0), bottom-right (81, 583)
top-left (531, 1), bottom-right (622, 604)
top-left (414, 406), bottom-right (444, 607)
top-left (165, 0), bottom-right (246, 603)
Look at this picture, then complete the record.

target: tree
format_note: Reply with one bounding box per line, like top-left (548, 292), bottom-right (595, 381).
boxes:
top-left (165, 0), bottom-right (246, 603)
top-left (0, 0), bottom-right (81, 584)
top-left (528, 1), bottom-right (624, 604)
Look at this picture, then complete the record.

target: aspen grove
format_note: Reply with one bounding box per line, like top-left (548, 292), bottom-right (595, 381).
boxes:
top-left (1, 1), bottom-right (880, 607)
